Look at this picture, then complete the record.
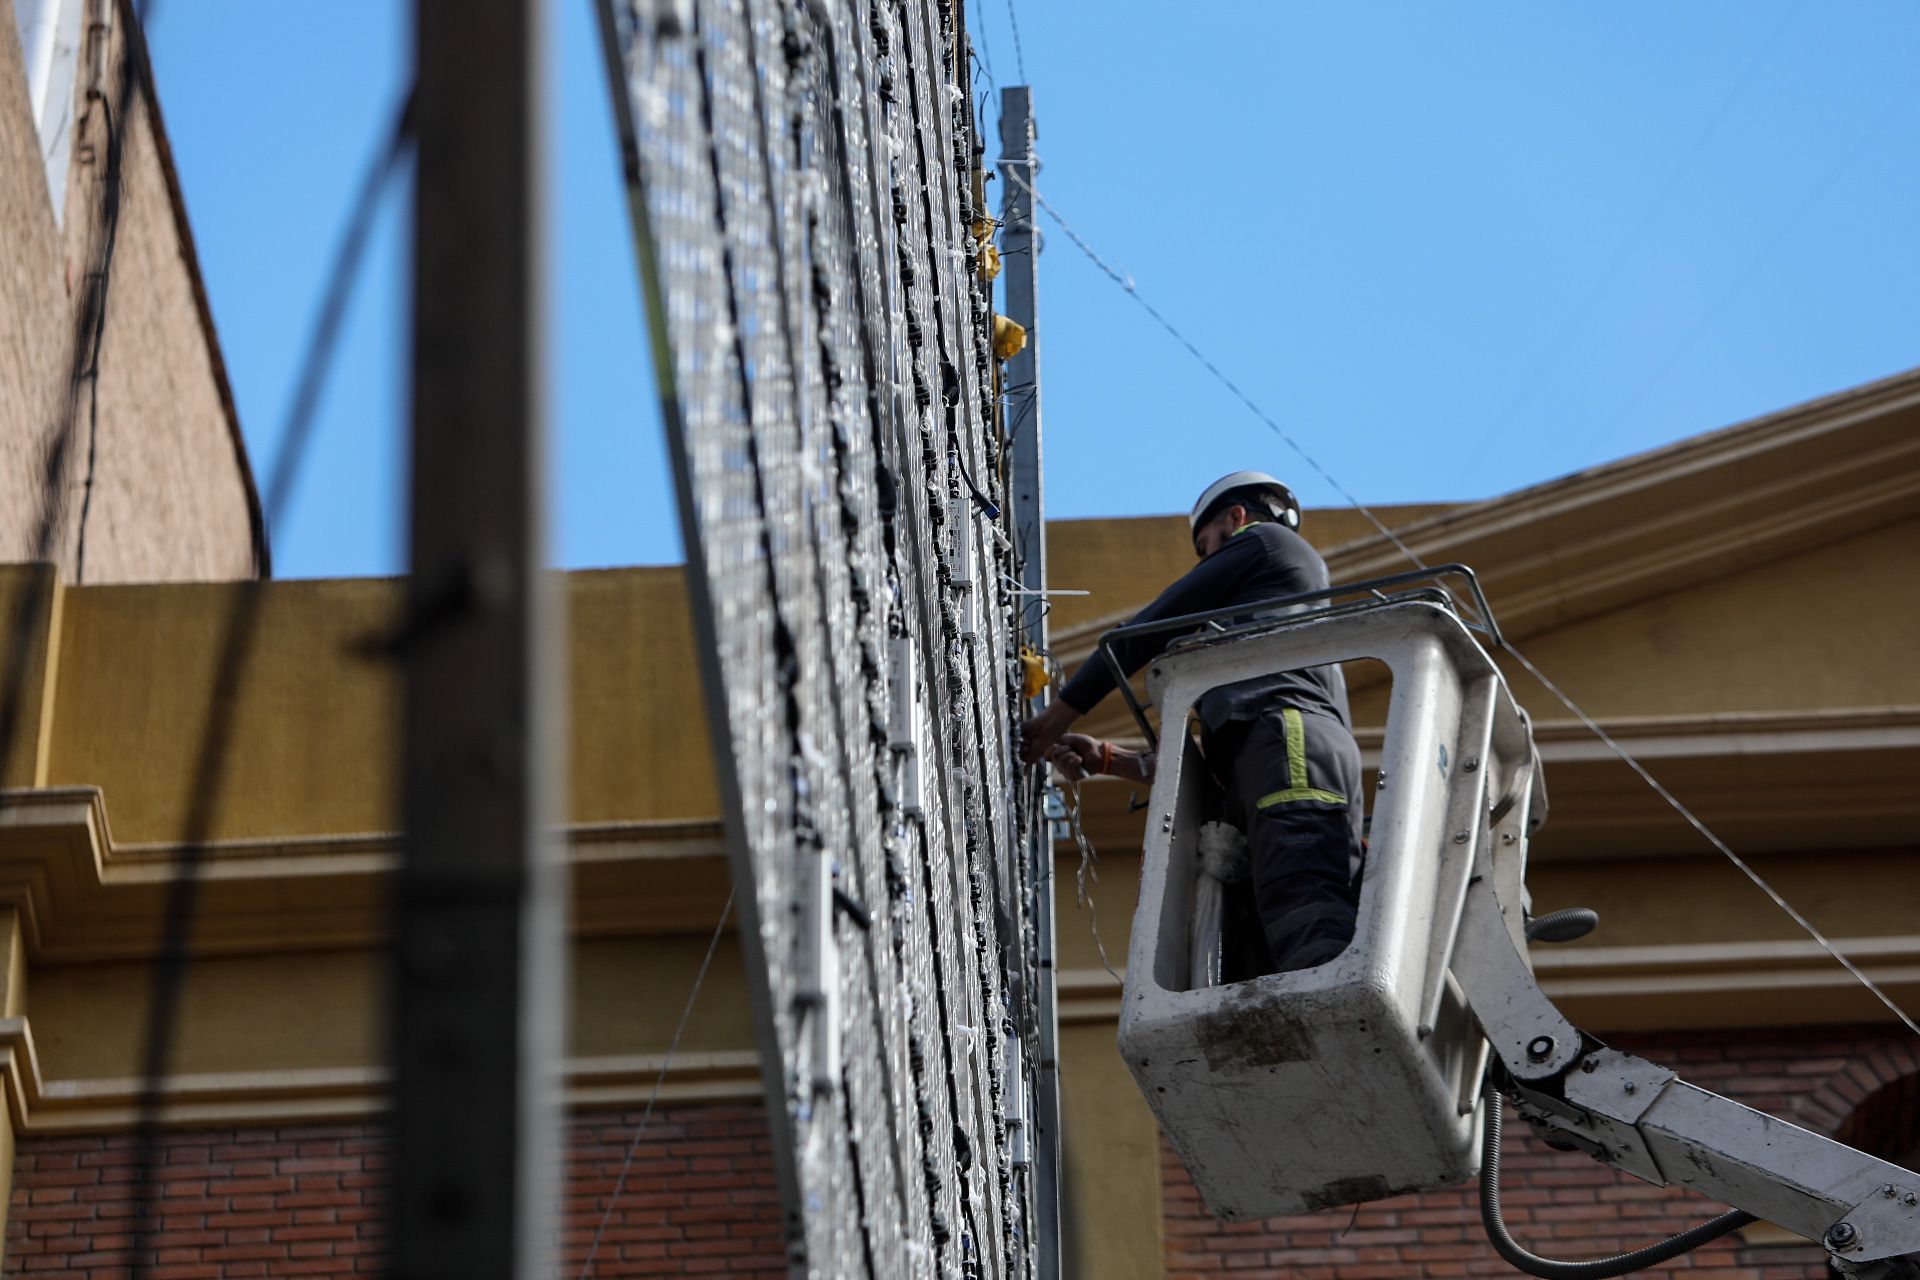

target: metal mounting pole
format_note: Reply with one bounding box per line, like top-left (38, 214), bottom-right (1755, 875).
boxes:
top-left (392, 2), bottom-right (562, 1278)
top-left (1000, 86), bottom-right (1045, 645)
top-left (1001, 83), bottom-right (1061, 1280)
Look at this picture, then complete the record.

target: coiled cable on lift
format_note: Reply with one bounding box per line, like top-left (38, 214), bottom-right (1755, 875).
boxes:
top-left (1478, 908), bottom-right (1755, 1278)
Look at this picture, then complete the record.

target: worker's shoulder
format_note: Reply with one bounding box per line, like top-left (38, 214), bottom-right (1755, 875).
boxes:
top-left (1243, 520), bottom-right (1322, 563)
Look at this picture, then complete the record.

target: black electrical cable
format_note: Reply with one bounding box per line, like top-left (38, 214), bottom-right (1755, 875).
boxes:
top-left (0, 23), bottom-right (143, 784)
top-left (1474, 910), bottom-right (1756, 1276)
top-left (124, 87), bottom-right (415, 1280)
top-left (72, 97), bottom-right (120, 586)
top-left (62, 0), bottom-right (165, 586)
top-left (1479, 1086), bottom-right (1755, 1278)
top-left (1003, 0), bottom-right (1027, 83)
top-left (953, 447), bottom-right (1000, 518)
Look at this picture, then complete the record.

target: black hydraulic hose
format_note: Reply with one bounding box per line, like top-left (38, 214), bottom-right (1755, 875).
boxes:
top-left (1480, 1086), bottom-right (1756, 1278)
top-left (1526, 907), bottom-right (1600, 945)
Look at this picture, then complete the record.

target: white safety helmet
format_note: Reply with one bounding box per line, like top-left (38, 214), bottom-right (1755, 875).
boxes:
top-left (1189, 470), bottom-right (1301, 534)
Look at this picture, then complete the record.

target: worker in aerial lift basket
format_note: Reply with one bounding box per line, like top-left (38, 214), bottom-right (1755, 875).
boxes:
top-left (1020, 471), bottom-right (1365, 976)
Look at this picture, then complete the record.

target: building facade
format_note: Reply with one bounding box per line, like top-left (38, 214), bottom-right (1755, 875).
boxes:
top-left (0, 371), bottom-right (1914, 1276)
top-left (3, 0), bottom-right (264, 583)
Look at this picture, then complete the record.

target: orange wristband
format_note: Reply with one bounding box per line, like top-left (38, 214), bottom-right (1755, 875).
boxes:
top-left (1097, 740), bottom-right (1114, 775)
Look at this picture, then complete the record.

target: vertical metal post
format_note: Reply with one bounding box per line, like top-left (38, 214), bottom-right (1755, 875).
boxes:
top-left (1000, 87), bottom-right (1045, 645)
top-left (393, 3), bottom-right (562, 1278)
top-left (1000, 84), bottom-right (1062, 1280)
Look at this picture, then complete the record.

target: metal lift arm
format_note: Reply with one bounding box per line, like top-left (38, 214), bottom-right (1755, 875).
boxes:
top-left (1453, 851), bottom-right (1920, 1279)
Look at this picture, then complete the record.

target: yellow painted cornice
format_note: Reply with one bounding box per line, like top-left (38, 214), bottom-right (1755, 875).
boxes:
top-left (1045, 368), bottom-right (1920, 677)
top-left (1071, 703), bottom-right (1920, 759)
top-left (1323, 367), bottom-right (1920, 639)
top-left (1519, 706), bottom-right (1920, 760)
top-left (1065, 708), bottom-right (1920, 866)
top-left (0, 566), bottom-right (59, 790)
top-left (1053, 933), bottom-right (1920, 1038)
top-left (0, 787), bottom-right (730, 962)
top-left (0, 1018), bottom-right (760, 1133)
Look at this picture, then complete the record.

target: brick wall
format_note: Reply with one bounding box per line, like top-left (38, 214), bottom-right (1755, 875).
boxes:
top-left (0, 1), bottom-right (261, 584)
top-left (1164, 1024), bottom-right (1920, 1279)
top-left (6, 1028), bottom-right (1909, 1278)
top-left (4, 1124), bottom-right (384, 1279)
top-left (559, 1104), bottom-right (783, 1279)
top-left (4, 1104), bottom-right (783, 1279)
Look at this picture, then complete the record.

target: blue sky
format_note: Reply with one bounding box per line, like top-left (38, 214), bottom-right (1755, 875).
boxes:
top-left (145, 3), bottom-right (1920, 579)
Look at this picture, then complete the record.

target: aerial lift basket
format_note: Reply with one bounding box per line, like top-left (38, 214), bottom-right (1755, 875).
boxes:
top-left (1111, 570), bottom-right (1544, 1220)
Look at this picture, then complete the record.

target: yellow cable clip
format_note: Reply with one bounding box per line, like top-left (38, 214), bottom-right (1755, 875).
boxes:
top-left (973, 217), bottom-right (1001, 280)
top-left (993, 315), bottom-right (1027, 361)
top-left (1019, 645), bottom-right (1052, 700)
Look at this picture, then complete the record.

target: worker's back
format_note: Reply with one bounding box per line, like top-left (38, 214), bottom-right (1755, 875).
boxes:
top-left (1064, 519), bottom-right (1352, 731)
top-left (1191, 521), bottom-right (1351, 733)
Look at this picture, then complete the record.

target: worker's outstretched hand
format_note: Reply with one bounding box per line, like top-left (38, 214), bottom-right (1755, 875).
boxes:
top-left (1019, 698), bottom-right (1080, 765)
top-left (1046, 733), bottom-right (1103, 782)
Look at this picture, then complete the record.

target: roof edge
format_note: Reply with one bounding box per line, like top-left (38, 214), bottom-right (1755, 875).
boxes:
top-left (120, 0), bottom-right (271, 578)
top-left (1323, 364), bottom-right (1920, 564)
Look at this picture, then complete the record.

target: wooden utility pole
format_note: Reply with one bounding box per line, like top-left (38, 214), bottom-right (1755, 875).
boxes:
top-left (392, 3), bottom-right (563, 1277)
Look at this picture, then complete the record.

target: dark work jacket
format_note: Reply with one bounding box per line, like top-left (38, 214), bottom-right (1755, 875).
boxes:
top-left (1057, 521), bottom-right (1352, 734)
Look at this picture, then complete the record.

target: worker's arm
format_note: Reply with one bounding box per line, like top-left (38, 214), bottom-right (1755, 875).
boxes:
top-left (1047, 732), bottom-right (1153, 784)
top-left (1020, 698), bottom-right (1081, 764)
top-left (1029, 529), bottom-right (1278, 757)
top-left (1021, 537), bottom-right (1261, 763)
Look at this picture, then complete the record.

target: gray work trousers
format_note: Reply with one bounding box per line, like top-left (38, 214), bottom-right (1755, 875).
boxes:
top-left (1210, 705), bottom-right (1364, 973)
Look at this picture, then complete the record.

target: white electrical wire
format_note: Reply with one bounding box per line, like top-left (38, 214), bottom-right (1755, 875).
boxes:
top-left (1500, 645), bottom-right (1920, 1039)
top-left (1062, 780), bottom-right (1123, 984)
top-left (998, 163), bottom-right (1430, 574)
top-left (576, 889), bottom-right (736, 1280)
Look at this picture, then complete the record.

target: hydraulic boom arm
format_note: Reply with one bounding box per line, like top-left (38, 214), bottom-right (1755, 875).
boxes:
top-left (1453, 853), bottom-right (1920, 1279)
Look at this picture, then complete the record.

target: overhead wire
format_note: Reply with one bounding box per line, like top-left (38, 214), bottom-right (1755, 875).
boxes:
top-left (124, 85), bottom-right (417, 1280)
top-left (998, 163), bottom-right (1920, 1040)
top-left (972, 11), bottom-right (997, 90)
top-left (0, 6), bottom-right (150, 784)
top-left (72, 95), bottom-right (120, 586)
top-left (1603, 62), bottom-right (1920, 437)
top-left (998, 163), bottom-right (1426, 572)
top-left (56, 0), bottom-right (168, 583)
top-left (1003, 0), bottom-right (1026, 84)
top-left (1501, 645), bottom-right (1920, 1039)
top-left (970, 46), bottom-right (997, 156)
top-left (575, 889), bottom-right (736, 1280)
top-left (1470, 0), bottom-right (1806, 462)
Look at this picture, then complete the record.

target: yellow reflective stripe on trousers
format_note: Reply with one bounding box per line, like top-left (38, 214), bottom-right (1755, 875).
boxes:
top-left (1257, 708), bottom-right (1347, 808)
top-left (1285, 708), bottom-right (1307, 788)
